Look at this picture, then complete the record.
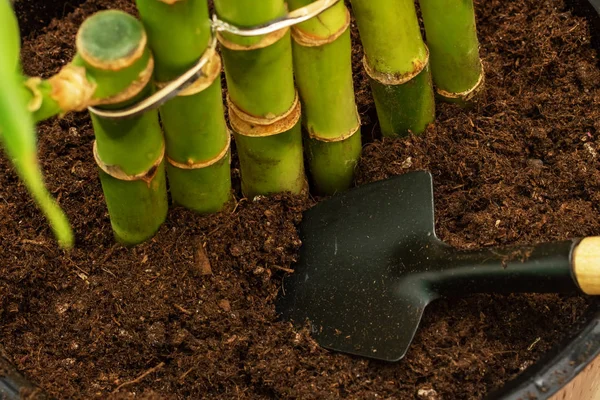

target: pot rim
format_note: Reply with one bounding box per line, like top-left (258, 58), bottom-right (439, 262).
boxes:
top-left (489, 301), bottom-right (600, 399)
top-left (490, 2), bottom-right (600, 398)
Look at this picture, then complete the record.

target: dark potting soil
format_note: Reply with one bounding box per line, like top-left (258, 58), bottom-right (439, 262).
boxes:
top-left (1, 0), bottom-right (599, 398)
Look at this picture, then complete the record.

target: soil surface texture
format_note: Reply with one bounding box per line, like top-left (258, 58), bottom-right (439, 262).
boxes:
top-left (1, 0), bottom-right (599, 399)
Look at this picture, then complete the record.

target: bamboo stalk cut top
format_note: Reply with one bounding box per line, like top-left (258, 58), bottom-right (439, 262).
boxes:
top-left (77, 10), bottom-right (146, 69)
top-left (74, 11), bottom-right (152, 100)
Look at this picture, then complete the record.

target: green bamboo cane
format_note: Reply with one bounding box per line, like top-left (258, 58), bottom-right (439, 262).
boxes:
top-left (351, 0), bottom-right (435, 137)
top-left (3, 7), bottom-right (168, 246)
top-left (288, 0), bottom-right (361, 195)
top-left (78, 10), bottom-right (168, 245)
top-left (0, 0), bottom-right (73, 248)
top-left (419, 0), bottom-right (484, 106)
top-left (214, 0), bottom-right (306, 198)
top-left (135, 0), bottom-right (232, 213)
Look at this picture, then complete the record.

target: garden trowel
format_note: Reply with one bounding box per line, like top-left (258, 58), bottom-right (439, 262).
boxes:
top-left (276, 171), bottom-right (600, 362)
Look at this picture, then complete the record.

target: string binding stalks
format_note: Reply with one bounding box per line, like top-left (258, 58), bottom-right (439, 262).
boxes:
top-left (419, 0), bottom-right (485, 106)
top-left (289, 0), bottom-right (362, 195)
top-left (136, 0), bottom-right (232, 214)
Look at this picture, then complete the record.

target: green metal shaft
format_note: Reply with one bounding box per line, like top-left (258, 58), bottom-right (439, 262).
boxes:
top-left (351, 0), bottom-right (435, 137)
top-left (136, 0), bottom-right (231, 213)
top-left (79, 11), bottom-right (167, 245)
top-left (215, 0), bottom-right (305, 196)
top-left (419, 0), bottom-right (483, 102)
top-left (289, 0), bottom-right (361, 195)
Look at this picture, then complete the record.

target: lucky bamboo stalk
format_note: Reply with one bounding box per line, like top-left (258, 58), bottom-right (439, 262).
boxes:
top-left (136, 0), bottom-right (232, 213)
top-left (77, 10), bottom-right (168, 245)
top-left (351, 0), bottom-right (435, 137)
top-left (419, 0), bottom-right (484, 105)
top-left (288, 0), bottom-right (361, 195)
top-left (214, 0), bottom-right (305, 198)
top-left (0, 0), bottom-right (73, 248)
top-left (3, 7), bottom-right (168, 246)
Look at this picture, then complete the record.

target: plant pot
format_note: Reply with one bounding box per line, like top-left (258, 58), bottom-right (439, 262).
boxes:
top-left (1, 1), bottom-right (600, 399)
top-left (484, 2), bottom-right (600, 395)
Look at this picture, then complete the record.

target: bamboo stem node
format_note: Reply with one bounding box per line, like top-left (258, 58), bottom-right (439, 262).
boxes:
top-left (363, 47), bottom-right (430, 86)
top-left (217, 26), bottom-right (289, 51)
top-left (155, 49), bottom-right (221, 97)
top-left (167, 133), bottom-right (231, 170)
top-left (435, 62), bottom-right (485, 101)
top-left (307, 109), bottom-right (361, 142)
top-left (94, 57), bottom-right (155, 108)
top-left (227, 92), bottom-right (301, 137)
top-left (291, 7), bottom-right (350, 47)
top-left (93, 140), bottom-right (165, 186)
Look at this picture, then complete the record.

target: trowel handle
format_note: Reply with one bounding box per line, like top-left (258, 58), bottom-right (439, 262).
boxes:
top-left (433, 237), bottom-right (600, 296)
top-left (571, 237), bottom-right (600, 295)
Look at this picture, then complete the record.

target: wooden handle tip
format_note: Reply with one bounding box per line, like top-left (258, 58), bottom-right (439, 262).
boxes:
top-left (573, 237), bottom-right (600, 295)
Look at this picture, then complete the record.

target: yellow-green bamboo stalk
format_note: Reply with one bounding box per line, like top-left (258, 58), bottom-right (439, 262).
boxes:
top-left (419, 0), bottom-right (484, 105)
top-left (214, 0), bottom-right (306, 197)
top-left (136, 0), bottom-right (232, 213)
top-left (289, 0), bottom-right (361, 195)
top-left (78, 11), bottom-right (168, 245)
top-left (351, 0), bottom-right (435, 137)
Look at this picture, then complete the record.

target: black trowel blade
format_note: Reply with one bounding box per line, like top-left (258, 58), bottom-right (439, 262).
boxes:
top-left (277, 171), bottom-right (437, 362)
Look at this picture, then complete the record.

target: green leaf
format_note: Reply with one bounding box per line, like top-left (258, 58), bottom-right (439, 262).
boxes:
top-left (1, 0), bottom-right (20, 69)
top-left (0, 1), bottom-right (74, 248)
